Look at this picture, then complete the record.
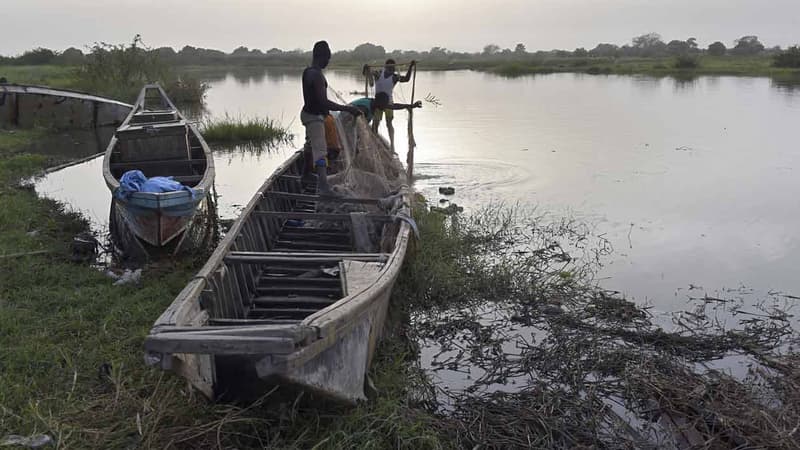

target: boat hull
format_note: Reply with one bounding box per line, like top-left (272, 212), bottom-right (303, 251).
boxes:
top-left (255, 261), bottom-right (399, 402)
top-left (0, 84), bottom-right (132, 129)
top-left (113, 192), bottom-right (207, 247)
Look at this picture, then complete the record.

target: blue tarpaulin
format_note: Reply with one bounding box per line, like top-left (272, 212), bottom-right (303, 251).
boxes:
top-left (115, 170), bottom-right (196, 200)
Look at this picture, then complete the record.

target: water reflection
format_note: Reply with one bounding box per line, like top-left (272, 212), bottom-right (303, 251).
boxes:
top-left (770, 75), bottom-right (800, 95)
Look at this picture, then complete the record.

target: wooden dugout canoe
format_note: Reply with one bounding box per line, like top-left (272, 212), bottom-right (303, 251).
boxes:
top-left (143, 144), bottom-right (412, 402)
top-left (0, 83), bottom-right (132, 129)
top-left (102, 84), bottom-right (214, 249)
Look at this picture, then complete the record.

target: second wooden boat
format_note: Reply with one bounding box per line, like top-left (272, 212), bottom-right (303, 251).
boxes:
top-left (102, 84), bottom-right (214, 253)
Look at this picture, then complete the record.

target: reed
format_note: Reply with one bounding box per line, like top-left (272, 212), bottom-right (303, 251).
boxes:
top-left (201, 114), bottom-right (292, 144)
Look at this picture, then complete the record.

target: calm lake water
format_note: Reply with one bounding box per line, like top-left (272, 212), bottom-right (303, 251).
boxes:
top-left (36, 69), bottom-right (800, 318)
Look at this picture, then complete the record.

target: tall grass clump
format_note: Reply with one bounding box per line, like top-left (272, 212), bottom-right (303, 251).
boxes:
top-left (76, 35), bottom-right (208, 104)
top-left (201, 113), bottom-right (292, 144)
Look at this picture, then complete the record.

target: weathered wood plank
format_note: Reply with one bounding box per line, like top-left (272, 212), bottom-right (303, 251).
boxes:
top-left (252, 296), bottom-right (336, 306)
top-left (265, 191), bottom-right (381, 205)
top-left (224, 251), bottom-right (388, 264)
top-left (255, 211), bottom-right (393, 222)
top-left (144, 334), bottom-right (295, 355)
top-left (255, 286), bottom-right (339, 296)
top-left (209, 318), bottom-right (302, 325)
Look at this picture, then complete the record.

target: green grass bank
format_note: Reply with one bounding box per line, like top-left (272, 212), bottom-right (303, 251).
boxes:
top-left (0, 127), bottom-right (446, 448)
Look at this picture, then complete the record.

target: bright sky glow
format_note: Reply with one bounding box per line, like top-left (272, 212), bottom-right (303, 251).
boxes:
top-left (2, 0), bottom-right (798, 55)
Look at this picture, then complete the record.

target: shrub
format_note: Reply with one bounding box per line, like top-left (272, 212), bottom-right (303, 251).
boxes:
top-left (674, 55), bottom-right (699, 69)
top-left (77, 35), bottom-right (208, 104)
top-left (773, 46), bottom-right (800, 68)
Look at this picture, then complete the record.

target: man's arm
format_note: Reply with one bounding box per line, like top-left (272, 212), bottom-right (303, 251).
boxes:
top-left (397, 60), bottom-right (416, 83)
top-left (386, 100), bottom-right (422, 111)
top-left (311, 71), bottom-right (361, 115)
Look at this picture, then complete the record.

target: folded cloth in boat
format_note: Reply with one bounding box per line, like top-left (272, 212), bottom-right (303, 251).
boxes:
top-left (115, 170), bottom-right (196, 200)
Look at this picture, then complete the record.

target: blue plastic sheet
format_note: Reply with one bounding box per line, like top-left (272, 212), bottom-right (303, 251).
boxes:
top-left (115, 170), bottom-right (196, 200)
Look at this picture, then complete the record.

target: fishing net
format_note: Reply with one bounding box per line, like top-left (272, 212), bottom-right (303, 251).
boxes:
top-left (329, 111), bottom-right (405, 197)
top-left (300, 87), bottom-right (409, 252)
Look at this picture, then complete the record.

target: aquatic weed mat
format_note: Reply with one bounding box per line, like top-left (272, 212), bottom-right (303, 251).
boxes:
top-left (403, 205), bottom-right (800, 449)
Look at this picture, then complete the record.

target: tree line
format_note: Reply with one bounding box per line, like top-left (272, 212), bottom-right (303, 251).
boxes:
top-left (2, 33), bottom-right (799, 68)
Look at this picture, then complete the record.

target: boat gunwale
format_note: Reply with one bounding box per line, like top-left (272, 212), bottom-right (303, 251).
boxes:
top-left (0, 83), bottom-right (134, 108)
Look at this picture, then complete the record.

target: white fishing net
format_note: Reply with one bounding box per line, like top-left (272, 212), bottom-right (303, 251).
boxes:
top-left (328, 111), bottom-right (405, 198)
top-left (298, 87), bottom-right (409, 252)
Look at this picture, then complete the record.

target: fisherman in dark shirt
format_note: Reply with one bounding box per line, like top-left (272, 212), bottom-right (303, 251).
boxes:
top-left (301, 41), bottom-right (362, 194)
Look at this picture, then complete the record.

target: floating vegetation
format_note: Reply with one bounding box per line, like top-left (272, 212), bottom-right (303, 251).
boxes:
top-left (399, 204), bottom-right (800, 448)
top-left (201, 114), bottom-right (292, 145)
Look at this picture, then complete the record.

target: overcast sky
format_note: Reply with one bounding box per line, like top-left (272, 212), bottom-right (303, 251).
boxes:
top-left (2, 0), bottom-right (798, 56)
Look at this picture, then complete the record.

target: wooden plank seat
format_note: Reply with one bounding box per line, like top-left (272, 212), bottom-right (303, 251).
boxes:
top-left (265, 191), bottom-right (382, 205)
top-left (130, 111), bottom-right (179, 124)
top-left (209, 318), bottom-right (302, 325)
top-left (251, 296), bottom-right (336, 308)
top-left (116, 121), bottom-right (187, 138)
top-left (170, 175), bottom-right (203, 184)
top-left (255, 211), bottom-right (393, 222)
top-left (110, 158), bottom-right (206, 169)
top-left (224, 251), bottom-right (389, 264)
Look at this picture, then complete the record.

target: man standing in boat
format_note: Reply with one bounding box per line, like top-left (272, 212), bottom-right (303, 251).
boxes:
top-left (301, 41), bottom-right (362, 194)
top-left (365, 59), bottom-right (416, 151)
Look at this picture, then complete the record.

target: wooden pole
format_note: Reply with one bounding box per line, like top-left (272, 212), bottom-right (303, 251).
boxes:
top-left (406, 64), bottom-right (417, 180)
top-left (364, 66), bottom-right (372, 97)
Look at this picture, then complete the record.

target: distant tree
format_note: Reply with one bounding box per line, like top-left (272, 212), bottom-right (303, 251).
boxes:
top-left (631, 33), bottom-right (666, 56)
top-left (352, 42), bottom-right (386, 61)
top-left (482, 44), bottom-right (500, 55)
top-left (55, 47), bottom-right (85, 65)
top-left (153, 47), bottom-right (177, 60)
top-left (666, 40), bottom-right (690, 55)
top-left (231, 46), bottom-right (251, 56)
top-left (707, 41), bottom-right (726, 56)
top-left (514, 43), bottom-right (527, 55)
top-left (266, 48), bottom-right (282, 55)
top-left (428, 46), bottom-right (449, 60)
top-left (573, 47), bottom-right (588, 57)
top-left (732, 35), bottom-right (765, 55)
top-left (633, 33), bottom-right (662, 48)
top-left (589, 43), bottom-right (619, 57)
top-left (16, 48), bottom-right (57, 65)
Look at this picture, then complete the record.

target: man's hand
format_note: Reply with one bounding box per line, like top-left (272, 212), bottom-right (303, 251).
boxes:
top-left (413, 100), bottom-right (422, 108)
top-left (346, 106), bottom-right (363, 116)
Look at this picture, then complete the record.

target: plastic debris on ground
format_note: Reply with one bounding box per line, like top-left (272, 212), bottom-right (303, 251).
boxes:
top-left (1, 434), bottom-right (53, 448)
top-left (105, 268), bottom-right (143, 286)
